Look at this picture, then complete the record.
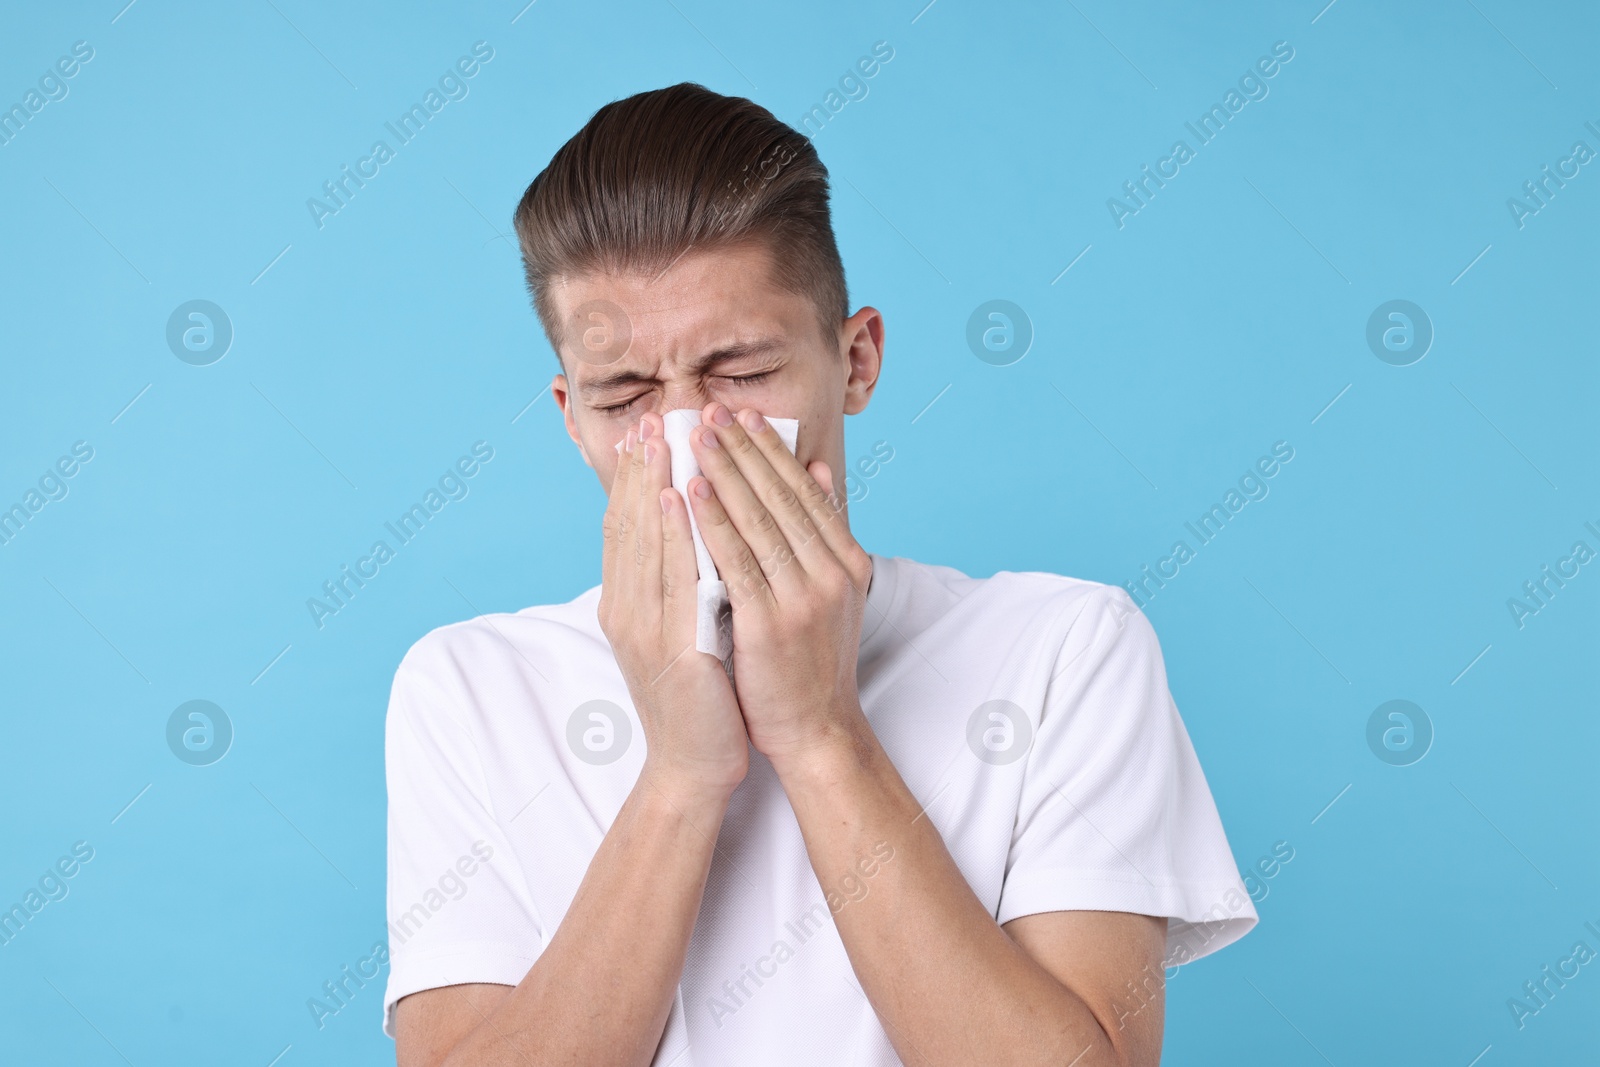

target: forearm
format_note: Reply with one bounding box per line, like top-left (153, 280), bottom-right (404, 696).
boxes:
top-left (441, 772), bottom-right (728, 1067)
top-left (772, 719), bottom-right (1128, 1067)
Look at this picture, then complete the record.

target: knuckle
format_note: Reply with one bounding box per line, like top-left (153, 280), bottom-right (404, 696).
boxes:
top-left (819, 566), bottom-right (852, 601)
top-left (749, 507), bottom-right (779, 537)
top-left (738, 559), bottom-right (767, 591)
top-left (769, 482), bottom-right (799, 514)
top-left (728, 572), bottom-right (758, 608)
top-left (798, 474), bottom-right (831, 505)
top-left (789, 512), bottom-right (819, 548)
top-left (806, 497), bottom-right (841, 532)
top-left (752, 578), bottom-right (780, 611)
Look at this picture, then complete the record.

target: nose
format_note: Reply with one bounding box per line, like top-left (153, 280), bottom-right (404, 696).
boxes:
top-left (657, 382), bottom-right (712, 415)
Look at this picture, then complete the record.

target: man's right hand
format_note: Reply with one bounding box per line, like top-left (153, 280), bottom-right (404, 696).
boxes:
top-left (598, 410), bottom-right (750, 805)
top-left (398, 413), bottom-right (745, 1065)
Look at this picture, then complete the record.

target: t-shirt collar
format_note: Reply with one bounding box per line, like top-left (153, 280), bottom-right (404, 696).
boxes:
top-left (857, 552), bottom-right (899, 654)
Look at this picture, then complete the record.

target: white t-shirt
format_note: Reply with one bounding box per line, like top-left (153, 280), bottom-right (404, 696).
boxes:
top-left (383, 553), bottom-right (1257, 1061)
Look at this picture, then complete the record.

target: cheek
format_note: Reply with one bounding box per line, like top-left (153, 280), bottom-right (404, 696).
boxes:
top-left (722, 381), bottom-right (798, 421)
top-left (599, 440), bottom-right (623, 482)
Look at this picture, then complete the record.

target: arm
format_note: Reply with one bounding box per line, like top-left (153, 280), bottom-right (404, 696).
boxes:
top-left (682, 402), bottom-right (1166, 1066)
top-left (397, 778), bottom-right (731, 1067)
top-left (771, 720), bottom-right (1165, 1067)
top-left (397, 412), bottom-right (750, 1066)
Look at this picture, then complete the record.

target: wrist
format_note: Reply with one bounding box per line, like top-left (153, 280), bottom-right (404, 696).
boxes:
top-left (765, 706), bottom-right (878, 791)
top-left (634, 760), bottom-right (741, 819)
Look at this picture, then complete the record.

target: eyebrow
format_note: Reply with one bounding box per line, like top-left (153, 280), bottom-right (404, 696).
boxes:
top-left (579, 338), bottom-right (785, 396)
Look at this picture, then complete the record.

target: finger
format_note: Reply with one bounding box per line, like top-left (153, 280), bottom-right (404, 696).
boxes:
top-left (805, 458), bottom-right (852, 533)
top-left (692, 413), bottom-right (808, 592)
top-left (705, 404), bottom-right (850, 574)
top-left (658, 485), bottom-right (697, 647)
top-left (632, 412), bottom-right (667, 618)
top-left (807, 459), bottom-right (849, 532)
top-left (685, 471), bottom-right (774, 614)
top-left (808, 460), bottom-right (838, 506)
top-left (601, 425), bottom-right (639, 597)
top-left (804, 459), bottom-right (870, 597)
top-left (794, 457), bottom-right (856, 559)
top-left (763, 426), bottom-right (854, 566)
top-left (622, 416), bottom-right (653, 601)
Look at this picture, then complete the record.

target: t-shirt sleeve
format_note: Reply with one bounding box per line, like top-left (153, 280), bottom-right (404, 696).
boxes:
top-left (382, 641), bottom-right (545, 1037)
top-left (994, 585), bottom-right (1257, 968)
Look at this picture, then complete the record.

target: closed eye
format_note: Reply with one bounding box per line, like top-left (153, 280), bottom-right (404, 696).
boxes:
top-left (597, 372), bottom-right (771, 415)
top-left (598, 395), bottom-right (646, 415)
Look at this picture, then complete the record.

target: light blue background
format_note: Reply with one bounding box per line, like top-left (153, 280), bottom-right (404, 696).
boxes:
top-left (2, 1), bottom-right (1596, 1063)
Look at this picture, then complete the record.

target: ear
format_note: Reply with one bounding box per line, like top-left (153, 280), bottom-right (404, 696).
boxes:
top-left (838, 306), bottom-right (884, 416)
top-left (552, 372), bottom-right (593, 469)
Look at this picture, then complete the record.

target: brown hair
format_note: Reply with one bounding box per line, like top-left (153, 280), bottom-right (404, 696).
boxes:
top-left (512, 82), bottom-right (847, 364)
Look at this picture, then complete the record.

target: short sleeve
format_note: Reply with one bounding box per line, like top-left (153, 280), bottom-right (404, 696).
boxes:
top-left (382, 643), bottom-right (545, 1036)
top-left (995, 586), bottom-right (1257, 967)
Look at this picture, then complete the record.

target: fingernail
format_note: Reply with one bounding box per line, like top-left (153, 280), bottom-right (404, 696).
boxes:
top-left (711, 404), bottom-right (734, 427)
top-left (660, 491), bottom-right (671, 515)
top-left (701, 427), bottom-right (720, 449)
top-left (644, 442), bottom-right (655, 462)
top-left (693, 478), bottom-right (713, 499)
top-left (740, 409), bottom-right (766, 432)
top-left (638, 418), bottom-right (652, 442)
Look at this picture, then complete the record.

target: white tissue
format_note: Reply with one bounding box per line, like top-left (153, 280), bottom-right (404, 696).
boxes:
top-left (614, 408), bottom-right (801, 663)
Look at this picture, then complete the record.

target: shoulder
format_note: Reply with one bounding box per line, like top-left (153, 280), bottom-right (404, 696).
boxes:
top-left (879, 555), bottom-right (1155, 666)
top-left (984, 566), bottom-right (1137, 613)
top-left (892, 554), bottom-right (1128, 608)
top-left (389, 583), bottom-right (605, 706)
top-left (938, 560), bottom-right (1148, 643)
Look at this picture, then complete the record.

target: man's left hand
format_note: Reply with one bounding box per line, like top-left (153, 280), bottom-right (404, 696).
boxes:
top-left (685, 401), bottom-right (874, 765)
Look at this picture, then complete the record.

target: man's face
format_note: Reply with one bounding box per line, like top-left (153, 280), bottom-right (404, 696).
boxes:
top-left (547, 240), bottom-right (882, 498)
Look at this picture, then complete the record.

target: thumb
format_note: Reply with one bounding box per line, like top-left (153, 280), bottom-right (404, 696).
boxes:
top-left (807, 460), bottom-right (837, 505)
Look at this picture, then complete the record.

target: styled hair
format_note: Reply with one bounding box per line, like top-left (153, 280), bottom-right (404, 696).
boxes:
top-left (512, 82), bottom-right (847, 364)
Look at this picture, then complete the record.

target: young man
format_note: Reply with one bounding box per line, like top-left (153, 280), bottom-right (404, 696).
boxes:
top-left (383, 83), bottom-right (1256, 1066)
